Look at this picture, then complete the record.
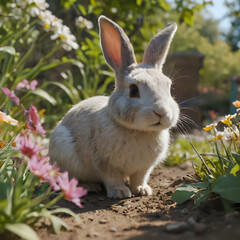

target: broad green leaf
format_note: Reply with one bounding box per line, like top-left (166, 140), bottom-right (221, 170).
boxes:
top-left (171, 184), bottom-right (198, 204)
top-left (5, 223), bottom-right (40, 240)
top-left (31, 89), bottom-right (57, 105)
top-left (193, 189), bottom-right (209, 206)
top-left (212, 175), bottom-right (240, 203)
top-left (190, 181), bottom-right (210, 189)
top-left (0, 46), bottom-right (16, 55)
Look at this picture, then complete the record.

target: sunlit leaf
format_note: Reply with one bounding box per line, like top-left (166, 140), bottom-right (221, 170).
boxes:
top-left (171, 184), bottom-right (198, 204)
top-left (31, 89), bottom-right (57, 105)
top-left (5, 223), bottom-right (40, 240)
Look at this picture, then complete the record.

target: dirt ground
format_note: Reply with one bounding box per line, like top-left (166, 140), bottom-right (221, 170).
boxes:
top-left (32, 162), bottom-right (240, 240)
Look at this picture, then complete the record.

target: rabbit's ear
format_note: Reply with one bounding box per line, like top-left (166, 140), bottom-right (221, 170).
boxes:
top-left (142, 23), bottom-right (177, 70)
top-left (99, 16), bottom-right (136, 73)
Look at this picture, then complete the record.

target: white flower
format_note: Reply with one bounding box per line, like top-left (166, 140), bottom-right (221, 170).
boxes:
top-left (51, 24), bottom-right (79, 51)
top-left (75, 16), bottom-right (93, 30)
top-left (17, 0), bottom-right (78, 51)
top-left (224, 125), bottom-right (239, 141)
top-left (18, 0), bottom-right (49, 16)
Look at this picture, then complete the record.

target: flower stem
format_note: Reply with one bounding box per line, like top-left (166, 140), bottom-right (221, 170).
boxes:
top-left (45, 191), bottom-right (64, 209)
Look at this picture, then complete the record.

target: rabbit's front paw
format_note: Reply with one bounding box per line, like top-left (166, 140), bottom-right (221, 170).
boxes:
top-left (107, 186), bottom-right (132, 199)
top-left (132, 185), bottom-right (152, 196)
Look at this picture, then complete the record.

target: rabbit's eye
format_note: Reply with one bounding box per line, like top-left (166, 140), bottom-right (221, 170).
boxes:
top-left (129, 84), bottom-right (140, 98)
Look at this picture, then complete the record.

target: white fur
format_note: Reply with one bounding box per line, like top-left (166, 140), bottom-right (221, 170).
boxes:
top-left (49, 16), bottom-right (179, 199)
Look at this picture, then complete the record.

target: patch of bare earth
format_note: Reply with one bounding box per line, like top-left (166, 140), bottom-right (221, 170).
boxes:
top-left (7, 163), bottom-right (240, 240)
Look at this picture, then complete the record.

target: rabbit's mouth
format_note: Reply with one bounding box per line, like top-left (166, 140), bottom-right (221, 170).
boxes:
top-left (152, 122), bottom-right (161, 126)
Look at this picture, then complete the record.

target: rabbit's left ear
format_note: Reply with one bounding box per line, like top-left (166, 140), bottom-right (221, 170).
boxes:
top-left (98, 16), bottom-right (136, 74)
top-left (142, 23), bottom-right (177, 70)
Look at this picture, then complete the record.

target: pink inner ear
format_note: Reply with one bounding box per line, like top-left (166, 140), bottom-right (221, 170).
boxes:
top-left (101, 21), bottom-right (122, 67)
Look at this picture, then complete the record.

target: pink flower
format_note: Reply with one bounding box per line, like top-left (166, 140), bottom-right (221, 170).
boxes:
top-left (1, 87), bottom-right (20, 105)
top-left (57, 172), bottom-right (87, 208)
top-left (16, 79), bottom-right (38, 91)
top-left (28, 155), bottom-right (60, 189)
top-left (24, 105), bottom-right (46, 136)
top-left (16, 133), bottom-right (45, 158)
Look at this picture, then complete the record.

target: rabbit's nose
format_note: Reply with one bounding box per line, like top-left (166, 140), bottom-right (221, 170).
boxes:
top-left (153, 110), bottom-right (167, 118)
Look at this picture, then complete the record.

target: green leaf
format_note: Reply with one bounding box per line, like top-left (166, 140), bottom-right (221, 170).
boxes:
top-left (182, 9), bottom-right (194, 26)
top-left (5, 223), bottom-right (40, 240)
top-left (49, 215), bottom-right (69, 234)
top-left (0, 181), bottom-right (11, 201)
top-left (193, 189), bottom-right (209, 205)
top-left (232, 153), bottom-right (240, 165)
top-left (30, 89), bottom-right (57, 105)
top-left (171, 184), bottom-right (198, 204)
top-left (212, 174), bottom-right (240, 203)
top-left (230, 163), bottom-right (240, 176)
top-left (50, 207), bottom-right (81, 224)
top-left (190, 181), bottom-right (210, 189)
top-left (136, 0), bottom-right (142, 6)
top-left (44, 81), bottom-right (72, 99)
top-left (159, 0), bottom-right (171, 11)
top-left (78, 4), bottom-right (87, 16)
top-left (0, 46), bottom-right (16, 55)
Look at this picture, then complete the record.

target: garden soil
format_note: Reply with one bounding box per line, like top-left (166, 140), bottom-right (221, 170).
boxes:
top-left (8, 163), bottom-right (240, 240)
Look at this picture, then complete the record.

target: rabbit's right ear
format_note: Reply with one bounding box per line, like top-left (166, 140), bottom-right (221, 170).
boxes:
top-left (142, 23), bottom-right (177, 70)
top-left (98, 16), bottom-right (136, 73)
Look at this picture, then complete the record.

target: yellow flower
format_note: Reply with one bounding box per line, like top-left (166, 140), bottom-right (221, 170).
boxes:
top-left (221, 114), bottom-right (236, 127)
top-left (211, 132), bottom-right (224, 141)
top-left (0, 142), bottom-right (5, 148)
top-left (232, 100), bottom-right (240, 108)
top-left (203, 123), bottom-right (217, 131)
top-left (0, 111), bottom-right (18, 126)
top-left (222, 119), bottom-right (232, 127)
top-left (0, 141), bottom-right (16, 148)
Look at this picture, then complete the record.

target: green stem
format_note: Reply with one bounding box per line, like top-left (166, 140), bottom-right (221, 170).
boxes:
top-left (44, 192), bottom-right (64, 209)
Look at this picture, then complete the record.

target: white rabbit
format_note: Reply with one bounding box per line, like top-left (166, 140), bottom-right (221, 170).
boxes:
top-left (49, 16), bottom-right (179, 199)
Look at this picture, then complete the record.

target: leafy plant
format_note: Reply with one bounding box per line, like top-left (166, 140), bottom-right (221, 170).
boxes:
top-left (172, 101), bottom-right (240, 210)
top-left (0, 86), bottom-right (87, 239)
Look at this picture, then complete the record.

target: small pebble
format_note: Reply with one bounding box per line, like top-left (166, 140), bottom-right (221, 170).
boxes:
top-left (165, 221), bottom-right (190, 234)
top-left (187, 217), bottom-right (196, 226)
top-left (98, 197), bottom-right (105, 201)
top-left (99, 219), bottom-right (108, 224)
top-left (93, 231), bottom-right (100, 237)
top-left (110, 227), bottom-right (117, 232)
top-left (181, 208), bottom-right (189, 215)
top-left (88, 217), bottom-right (94, 221)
